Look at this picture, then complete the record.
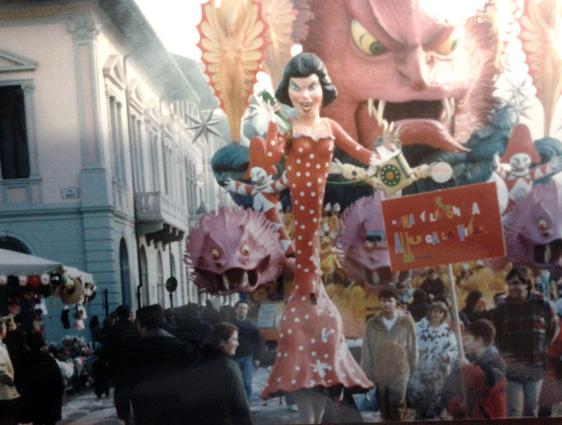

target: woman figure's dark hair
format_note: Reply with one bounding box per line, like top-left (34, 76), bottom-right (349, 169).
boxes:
top-left (275, 52), bottom-right (337, 107)
top-left (202, 322), bottom-right (238, 353)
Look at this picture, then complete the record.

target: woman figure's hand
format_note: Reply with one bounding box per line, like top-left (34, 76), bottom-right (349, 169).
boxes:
top-left (380, 120), bottom-right (401, 151)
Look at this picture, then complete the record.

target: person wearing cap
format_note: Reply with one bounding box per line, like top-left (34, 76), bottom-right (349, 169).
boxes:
top-left (490, 265), bottom-right (559, 417)
top-left (407, 301), bottom-right (458, 419)
top-left (360, 287), bottom-right (417, 421)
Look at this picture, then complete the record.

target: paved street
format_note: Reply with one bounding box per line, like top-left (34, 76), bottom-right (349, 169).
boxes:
top-left (60, 366), bottom-right (380, 425)
top-left (58, 364), bottom-right (562, 424)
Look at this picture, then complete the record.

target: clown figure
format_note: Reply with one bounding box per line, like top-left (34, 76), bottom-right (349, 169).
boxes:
top-left (225, 166), bottom-right (294, 256)
top-left (495, 125), bottom-right (562, 213)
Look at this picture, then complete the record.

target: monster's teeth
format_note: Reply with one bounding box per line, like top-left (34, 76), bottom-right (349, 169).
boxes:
top-left (367, 98), bottom-right (375, 117)
top-left (367, 99), bottom-right (386, 125)
top-left (441, 99), bottom-right (450, 121)
top-left (377, 100), bottom-right (386, 125)
top-left (545, 245), bottom-right (552, 264)
top-left (222, 274), bottom-right (230, 291)
top-left (442, 98), bottom-right (455, 123)
top-left (241, 272), bottom-right (249, 288)
top-left (372, 270), bottom-right (380, 285)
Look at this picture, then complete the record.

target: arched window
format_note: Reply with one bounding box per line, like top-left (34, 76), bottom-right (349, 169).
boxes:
top-left (0, 236), bottom-right (30, 254)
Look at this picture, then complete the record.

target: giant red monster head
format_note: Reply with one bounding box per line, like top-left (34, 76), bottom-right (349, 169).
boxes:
top-left (301, 0), bottom-right (500, 160)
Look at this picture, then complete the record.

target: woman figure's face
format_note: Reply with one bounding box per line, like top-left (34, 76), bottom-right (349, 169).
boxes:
top-left (221, 330), bottom-right (239, 357)
top-left (288, 74), bottom-right (323, 119)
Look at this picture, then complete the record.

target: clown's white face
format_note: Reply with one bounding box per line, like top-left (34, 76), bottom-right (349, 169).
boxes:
top-left (510, 153), bottom-right (531, 175)
top-left (250, 167), bottom-right (268, 185)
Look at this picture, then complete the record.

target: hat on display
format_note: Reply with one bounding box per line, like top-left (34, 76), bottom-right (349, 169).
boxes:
top-left (59, 277), bottom-right (85, 304)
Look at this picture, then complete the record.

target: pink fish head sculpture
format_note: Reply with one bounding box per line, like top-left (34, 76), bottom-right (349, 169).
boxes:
top-left (504, 178), bottom-right (562, 269)
top-left (184, 207), bottom-right (285, 294)
top-left (336, 193), bottom-right (403, 288)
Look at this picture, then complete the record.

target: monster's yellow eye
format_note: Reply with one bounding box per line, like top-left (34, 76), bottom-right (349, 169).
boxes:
top-left (351, 20), bottom-right (386, 57)
top-left (436, 31), bottom-right (459, 55)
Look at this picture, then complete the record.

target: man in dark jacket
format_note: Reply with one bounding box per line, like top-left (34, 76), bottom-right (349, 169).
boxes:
top-left (491, 266), bottom-right (559, 417)
top-left (131, 304), bottom-right (195, 425)
top-left (26, 333), bottom-right (65, 425)
top-left (231, 301), bottom-right (261, 402)
top-left (105, 305), bottom-right (140, 425)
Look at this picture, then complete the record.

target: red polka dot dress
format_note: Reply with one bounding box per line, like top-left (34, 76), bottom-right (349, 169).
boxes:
top-left (262, 118), bottom-right (375, 398)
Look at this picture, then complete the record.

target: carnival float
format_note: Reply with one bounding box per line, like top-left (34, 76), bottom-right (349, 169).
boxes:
top-left (183, 0), bottom-right (562, 420)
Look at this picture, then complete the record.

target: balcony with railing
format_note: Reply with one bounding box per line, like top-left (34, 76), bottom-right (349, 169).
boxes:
top-left (134, 192), bottom-right (188, 245)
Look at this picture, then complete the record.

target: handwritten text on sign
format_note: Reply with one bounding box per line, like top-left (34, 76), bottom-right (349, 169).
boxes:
top-left (381, 182), bottom-right (506, 271)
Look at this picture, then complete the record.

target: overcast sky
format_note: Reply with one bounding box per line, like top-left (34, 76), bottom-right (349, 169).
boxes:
top-left (135, 0), bottom-right (205, 61)
top-left (132, 0), bottom-right (560, 139)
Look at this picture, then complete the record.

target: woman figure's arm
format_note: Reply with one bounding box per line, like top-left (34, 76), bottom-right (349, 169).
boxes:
top-left (330, 119), bottom-right (399, 168)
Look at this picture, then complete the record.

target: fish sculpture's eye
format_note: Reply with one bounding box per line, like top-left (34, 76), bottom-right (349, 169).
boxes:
top-left (537, 217), bottom-right (550, 236)
top-left (363, 240), bottom-right (376, 251)
top-left (436, 31), bottom-right (459, 56)
top-left (211, 248), bottom-right (221, 261)
top-left (351, 20), bottom-right (386, 57)
top-left (240, 243), bottom-right (251, 256)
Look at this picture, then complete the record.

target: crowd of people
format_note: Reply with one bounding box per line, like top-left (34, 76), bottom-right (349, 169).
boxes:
top-left (0, 299), bottom-right (260, 425)
top-left (2, 263), bottom-right (562, 424)
top-left (0, 315), bottom-right (65, 425)
top-left (89, 300), bottom-right (259, 425)
top-left (361, 264), bottom-right (561, 422)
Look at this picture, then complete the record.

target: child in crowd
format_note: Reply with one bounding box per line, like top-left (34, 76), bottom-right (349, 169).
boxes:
top-left (442, 319), bottom-right (507, 419)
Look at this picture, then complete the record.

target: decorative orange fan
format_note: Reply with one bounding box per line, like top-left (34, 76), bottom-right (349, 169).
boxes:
top-left (519, 0), bottom-right (562, 136)
top-left (198, 0), bottom-right (268, 143)
top-left (259, 0), bottom-right (297, 88)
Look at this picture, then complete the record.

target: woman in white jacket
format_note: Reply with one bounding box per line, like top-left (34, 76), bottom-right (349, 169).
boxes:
top-left (407, 301), bottom-right (459, 419)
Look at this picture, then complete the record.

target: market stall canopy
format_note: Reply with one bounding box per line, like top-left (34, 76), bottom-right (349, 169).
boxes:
top-left (0, 248), bottom-right (93, 283)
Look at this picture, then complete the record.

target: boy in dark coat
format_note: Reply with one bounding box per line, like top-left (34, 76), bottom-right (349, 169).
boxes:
top-left (442, 319), bottom-right (507, 419)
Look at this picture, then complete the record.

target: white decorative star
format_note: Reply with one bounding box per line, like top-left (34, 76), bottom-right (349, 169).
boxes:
top-left (185, 108), bottom-right (226, 143)
top-left (311, 360), bottom-right (332, 378)
top-left (321, 327), bottom-right (335, 343)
